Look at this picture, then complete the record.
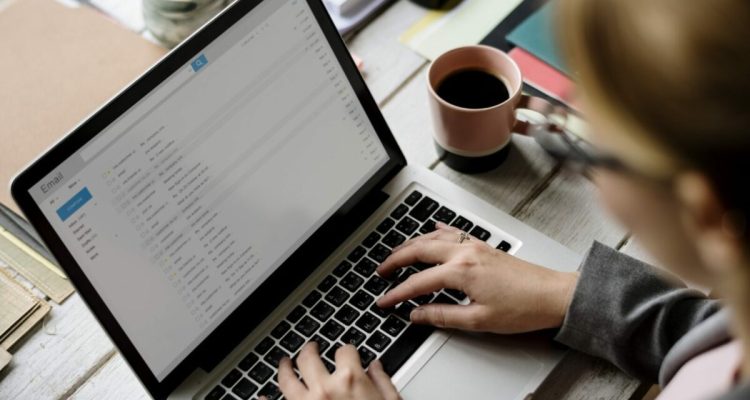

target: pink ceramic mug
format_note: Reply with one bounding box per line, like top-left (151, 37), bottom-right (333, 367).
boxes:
top-left (427, 45), bottom-right (560, 173)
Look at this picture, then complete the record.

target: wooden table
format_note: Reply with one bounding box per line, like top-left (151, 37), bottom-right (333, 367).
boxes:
top-left (0, 1), bottom-right (651, 399)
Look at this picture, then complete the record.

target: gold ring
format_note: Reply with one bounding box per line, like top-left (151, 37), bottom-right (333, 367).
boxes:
top-left (457, 232), bottom-right (470, 244)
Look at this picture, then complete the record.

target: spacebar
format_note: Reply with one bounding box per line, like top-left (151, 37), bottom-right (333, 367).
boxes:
top-left (380, 324), bottom-right (436, 376)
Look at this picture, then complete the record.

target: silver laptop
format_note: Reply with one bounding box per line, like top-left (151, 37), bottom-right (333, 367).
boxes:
top-left (11, 1), bottom-right (580, 399)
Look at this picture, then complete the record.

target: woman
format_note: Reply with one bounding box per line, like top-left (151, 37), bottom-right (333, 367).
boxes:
top-left (273, 0), bottom-right (750, 398)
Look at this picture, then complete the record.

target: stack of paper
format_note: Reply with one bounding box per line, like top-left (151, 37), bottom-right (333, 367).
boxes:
top-left (0, 268), bottom-right (51, 351)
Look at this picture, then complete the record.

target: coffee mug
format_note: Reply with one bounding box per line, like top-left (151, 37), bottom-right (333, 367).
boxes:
top-left (427, 45), bottom-right (564, 173)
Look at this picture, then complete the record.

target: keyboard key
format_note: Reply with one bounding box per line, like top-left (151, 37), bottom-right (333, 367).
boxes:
top-left (451, 216), bottom-right (474, 232)
top-left (469, 226), bottom-right (491, 241)
top-left (332, 260), bottom-right (352, 277)
top-left (320, 320), bottom-right (345, 341)
top-left (409, 197), bottom-right (439, 222)
top-left (340, 272), bottom-right (364, 292)
top-left (249, 362), bottom-right (273, 384)
top-left (231, 378), bottom-right (258, 400)
top-left (325, 342), bottom-right (342, 361)
top-left (391, 204), bottom-right (409, 220)
top-left (295, 316), bottom-right (320, 337)
top-left (433, 293), bottom-right (459, 305)
top-left (445, 289), bottom-right (468, 301)
top-left (258, 382), bottom-right (282, 400)
top-left (413, 293), bottom-right (434, 305)
top-left (411, 233), bottom-right (421, 239)
top-left (381, 315), bottom-right (406, 336)
top-left (395, 267), bottom-right (417, 284)
top-left (310, 301), bottom-right (335, 322)
top-left (413, 262), bottom-right (434, 271)
top-left (286, 305), bottom-right (306, 324)
top-left (362, 232), bottom-right (381, 248)
top-left (367, 244), bottom-right (391, 263)
top-left (354, 258), bottom-right (378, 277)
top-left (280, 331), bottom-right (305, 353)
top-left (270, 321), bottom-right (290, 339)
top-left (349, 290), bottom-right (375, 310)
top-left (404, 190), bottom-right (423, 206)
top-left (302, 290), bottom-right (322, 308)
top-left (264, 346), bottom-right (289, 368)
top-left (322, 358), bottom-right (336, 373)
top-left (376, 218), bottom-right (395, 234)
top-left (310, 334), bottom-right (331, 354)
top-left (395, 217), bottom-right (419, 235)
top-left (363, 276), bottom-right (389, 296)
top-left (325, 286), bottom-right (349, 306)
top-left (365, 331), bottom-right (392, 352)
top-left (380, 324), bottom-right (436, 376)
top-left (433, 206), bottom-right (456, 224)
top-left (419, 219), bottom-right (437, 234)
top-left (205, 385), bottom-right (225, 400)
top-left (395, 302), bottom-right (416, 321)
top-left (358, 346), bottom-right (376, 367)
top-left (341, 327), bottom-right (366, 346)
top-left (347, 246), bottom-right (367, 263)
top-left (254, 337), bottom-right (274, 355)
top-left (220, 394), bottom-right (237, 400)
top-left (334, 304), bottom-right (360, 325)
top-left (221, 369), bottom-right (242, 388)
top-left (318, 275), bottom-right (337, 293)
top-left (496, 240), bottom-right (512, 252)
top-left (381, 230), bottom-right (406, 248)
top-left (238, 352), bottom-right (259, 371)
top-left (355, 312), bottom-right (380, 333)
top-left (370, 303), bottom-right (392, 318)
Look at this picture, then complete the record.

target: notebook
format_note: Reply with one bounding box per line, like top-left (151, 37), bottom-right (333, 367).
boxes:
top-left (505, 2), bottom-right (569, 76)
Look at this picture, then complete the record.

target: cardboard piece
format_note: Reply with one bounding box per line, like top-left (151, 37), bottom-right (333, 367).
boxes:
top-left (400, 0), bottom-right (523, 61)
top-left (0, 0), bottom-right (166, 214)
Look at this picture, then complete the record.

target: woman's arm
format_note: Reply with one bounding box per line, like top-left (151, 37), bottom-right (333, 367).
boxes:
top-left (555, 241), bottom-right (721, 382)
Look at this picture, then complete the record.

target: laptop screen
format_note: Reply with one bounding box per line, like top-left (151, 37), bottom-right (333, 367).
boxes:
top-left (28, 0), bottom-right (387, 380)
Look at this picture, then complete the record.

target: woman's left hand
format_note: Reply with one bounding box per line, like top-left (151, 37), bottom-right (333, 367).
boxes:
top-left (275, 342), bottom-right (400, 400)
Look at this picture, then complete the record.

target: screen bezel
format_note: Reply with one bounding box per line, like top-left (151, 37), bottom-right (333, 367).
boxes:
top-left (10, 0), bottom-right (406, 397)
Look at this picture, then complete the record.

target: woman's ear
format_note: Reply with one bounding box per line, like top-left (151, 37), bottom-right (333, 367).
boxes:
top-left (675, 172), bottom-right (745, 276)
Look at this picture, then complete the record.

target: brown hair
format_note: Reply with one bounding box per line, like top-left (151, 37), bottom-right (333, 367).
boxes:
top-left (557, 0), bottom-right (750, 224)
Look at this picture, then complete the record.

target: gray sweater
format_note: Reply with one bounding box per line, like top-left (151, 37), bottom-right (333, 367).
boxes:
top-left (554, 242), bottom-right (750, 399)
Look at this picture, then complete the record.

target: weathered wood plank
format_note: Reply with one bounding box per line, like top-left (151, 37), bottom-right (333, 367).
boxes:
top-left (0, 295), bottom-right (114, 400)
top-left (513, 170), bottom-right (627, 254)
top-left (346, 1), bottom-right (428, 105)
top-left (69, 354), bottom-right (149, 400)
top-left (433, 135), bottom-right (558, 213)
top-left (380, 65), bottom-right (437, 166)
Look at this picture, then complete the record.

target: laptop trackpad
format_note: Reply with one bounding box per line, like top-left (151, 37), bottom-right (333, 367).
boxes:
top-left (401, 332), bottom-right (543, 400)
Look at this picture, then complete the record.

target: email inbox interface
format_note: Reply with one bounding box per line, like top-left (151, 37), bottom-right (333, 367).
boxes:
top-left (33, 0), bottom-right (387, 380)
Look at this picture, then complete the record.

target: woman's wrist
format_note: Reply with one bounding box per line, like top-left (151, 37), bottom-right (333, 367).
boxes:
top-left (542, 271), bottom-right (579, 330)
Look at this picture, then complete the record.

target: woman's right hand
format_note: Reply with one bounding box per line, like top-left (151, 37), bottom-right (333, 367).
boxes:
top-left (376, 223), bottom-right (579, 334)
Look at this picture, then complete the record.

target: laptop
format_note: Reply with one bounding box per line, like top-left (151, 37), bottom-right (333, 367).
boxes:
top-left (11, 1), bottom-right (581, 399)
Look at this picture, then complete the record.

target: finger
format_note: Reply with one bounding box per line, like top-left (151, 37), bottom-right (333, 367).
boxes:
top-left (391, 224), bottom-right (464, 253)
top-left (278, 358), bottom-right (307, 399)
top-left (367, 360), bottom-right (399, 398)
top-left (377, 264), bottom-right (461, 308)
top-left (410, 303), bottom-right (484, 330)
top-left (334, 344), bottom-right (363, 372)
top-left (377, 241), bottom-right (461, 277)
top-left (296, 342), bottom-right (329, 386)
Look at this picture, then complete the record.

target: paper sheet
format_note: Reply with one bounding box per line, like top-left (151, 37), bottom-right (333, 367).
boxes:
top-left (0, 228), bottom-right (74, 304)
top-left (0, 269), bottom-right (38, 340)
top-left (400, 0), bottom-right (524, 61)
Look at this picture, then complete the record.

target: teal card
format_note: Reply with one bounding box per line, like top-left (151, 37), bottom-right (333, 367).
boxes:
top-left (506, 2), bottom-right (569, 76)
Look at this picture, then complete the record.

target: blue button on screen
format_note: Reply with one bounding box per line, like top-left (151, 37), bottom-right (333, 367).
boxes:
top-left (191, 54), bottom-right (208, 72)
top-left (57, 187), bottom-right (93, 221)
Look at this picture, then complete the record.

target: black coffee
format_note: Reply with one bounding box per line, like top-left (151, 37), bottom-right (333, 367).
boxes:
top-left (436, 69), bottom-right (510, 109)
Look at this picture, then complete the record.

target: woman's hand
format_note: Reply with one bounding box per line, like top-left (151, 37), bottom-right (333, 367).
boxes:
top-left (276, 342), bottom-right (400, 400)
top-left (376, 223), bottom-right (578, 334)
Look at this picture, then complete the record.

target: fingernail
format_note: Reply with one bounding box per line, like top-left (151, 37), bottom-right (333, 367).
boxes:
top-left (410, 308), bottom-right (423, 321)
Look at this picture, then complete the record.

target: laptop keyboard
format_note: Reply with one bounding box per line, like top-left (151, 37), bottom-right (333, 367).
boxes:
top-left (204, 190), bottom-right (513, 400)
